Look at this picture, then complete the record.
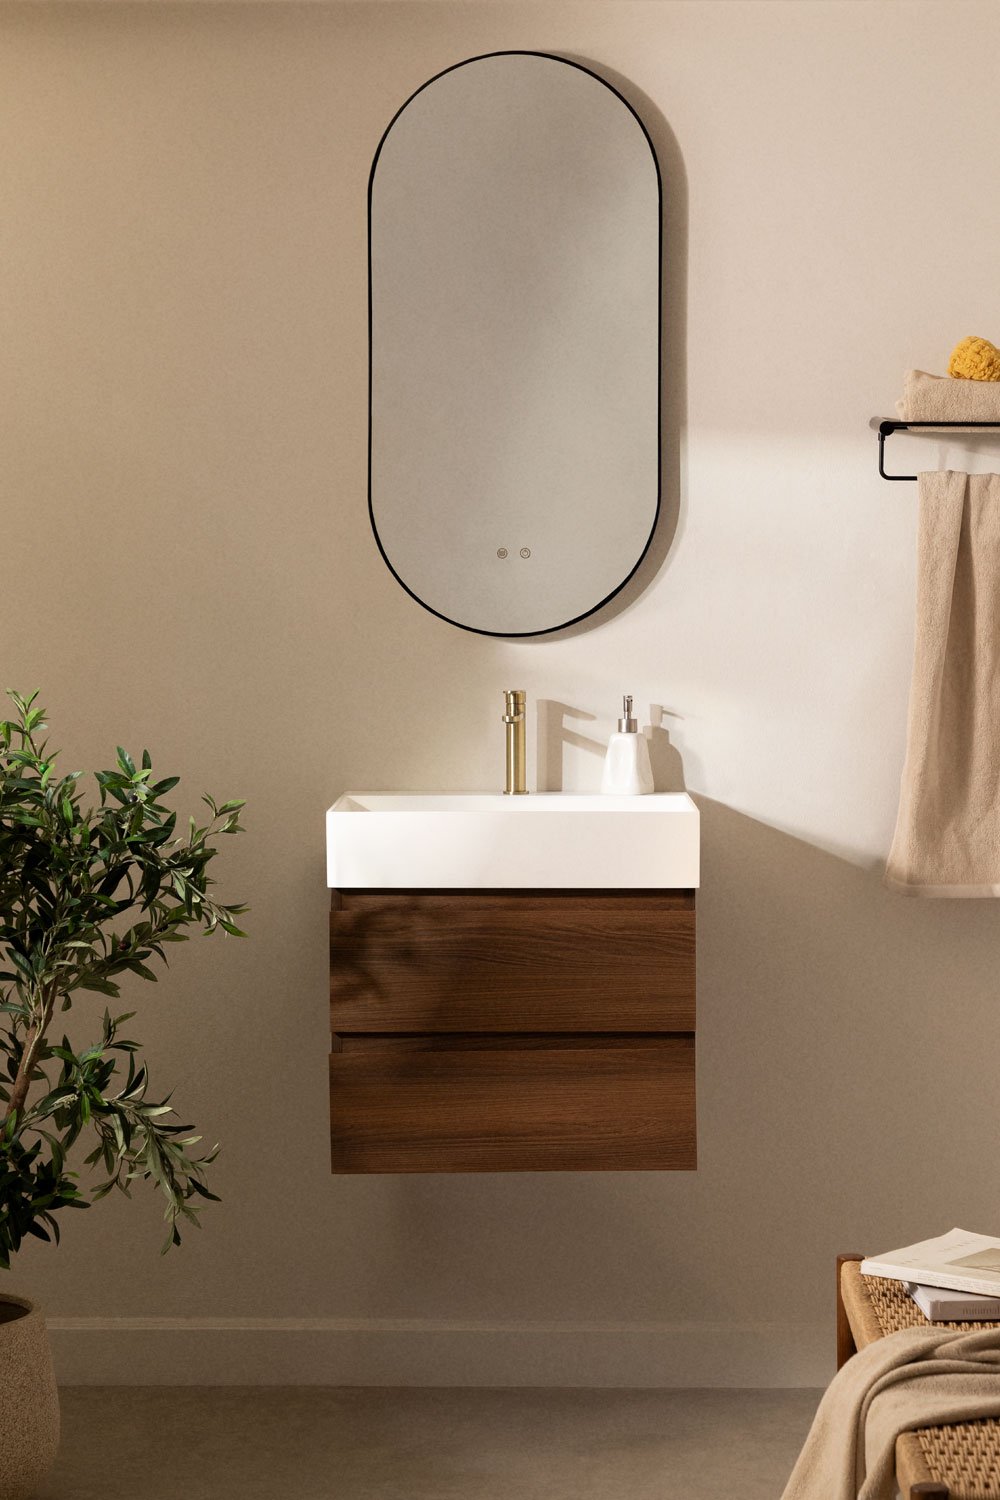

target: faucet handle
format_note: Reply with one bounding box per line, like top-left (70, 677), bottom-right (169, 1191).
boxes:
top-left (502, 689), bottom-right (526, 722)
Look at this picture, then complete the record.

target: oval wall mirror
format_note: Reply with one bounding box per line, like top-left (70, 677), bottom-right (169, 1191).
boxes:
top-left (369, 51), bottom-right (661, 637)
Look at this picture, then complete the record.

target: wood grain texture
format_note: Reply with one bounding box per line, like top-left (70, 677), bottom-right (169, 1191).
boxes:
top-left (330, 892), bottom-right (695, 1034)
top-left (899, 1449), bottom-right (944, 1497)
top-left (329, 1038), bottom-right (696, 1173)
top-left (337, 1034), bottom-right (691, 1052)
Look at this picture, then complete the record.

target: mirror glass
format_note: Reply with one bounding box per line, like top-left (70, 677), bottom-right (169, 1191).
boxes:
top-left (369, 52), bottom-right (660, 636)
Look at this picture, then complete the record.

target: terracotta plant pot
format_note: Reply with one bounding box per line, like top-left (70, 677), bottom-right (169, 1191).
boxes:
top-left (0, 1295), bottom-right (60, 1500)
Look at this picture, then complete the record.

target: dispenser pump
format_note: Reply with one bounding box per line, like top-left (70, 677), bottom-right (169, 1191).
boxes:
top-left (618, 695), bottom-right (638, 733)
top-left (601, 693), bottom-right (654, 796)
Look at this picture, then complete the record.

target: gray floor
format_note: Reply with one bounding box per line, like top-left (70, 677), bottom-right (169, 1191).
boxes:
top-left (39, 1387), bottom-right (821, 1499)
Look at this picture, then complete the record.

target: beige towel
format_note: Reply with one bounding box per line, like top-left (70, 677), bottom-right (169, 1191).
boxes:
top-left (781, 1325), bottom-right (1000, 1500)
top-left (887, 471), bottom-right (1000, 895)
top-left (897, 368), bottom-right (1000, 422)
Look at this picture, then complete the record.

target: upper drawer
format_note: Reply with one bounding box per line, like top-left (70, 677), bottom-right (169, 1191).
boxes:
top-left (330, 891), bottom-right (695, 1033)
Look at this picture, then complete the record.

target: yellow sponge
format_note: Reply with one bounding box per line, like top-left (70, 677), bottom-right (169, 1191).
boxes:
top-left (948, 335), bottom-right (1000, 381)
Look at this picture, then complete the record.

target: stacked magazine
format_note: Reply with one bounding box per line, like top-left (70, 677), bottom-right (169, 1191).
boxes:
top-left (861, 1227), bottom-right (1000, 1322)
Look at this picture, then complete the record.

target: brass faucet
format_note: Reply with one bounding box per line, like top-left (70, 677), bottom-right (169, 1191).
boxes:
top-left (502, 690), bottom-right (527, 795)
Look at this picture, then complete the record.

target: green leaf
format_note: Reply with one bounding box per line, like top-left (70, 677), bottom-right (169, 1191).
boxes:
top-left (79, 979), bottom-right (121, 998)
top-left (126, 961), bottom-right (158, 983)
top-left (150, 776), bottom-right (180, 796)
top-left (0, 691), bottom-right (241, 1262)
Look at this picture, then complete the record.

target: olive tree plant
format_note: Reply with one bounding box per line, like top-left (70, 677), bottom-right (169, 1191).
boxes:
top-left (0, 691), bottom-right (246, 1266)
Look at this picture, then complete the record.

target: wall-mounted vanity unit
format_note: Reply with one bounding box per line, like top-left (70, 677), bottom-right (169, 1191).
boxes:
top-left (369, 51), bottom-right (661, 636)
top-left (327, 795), bottom-right (699, 1173)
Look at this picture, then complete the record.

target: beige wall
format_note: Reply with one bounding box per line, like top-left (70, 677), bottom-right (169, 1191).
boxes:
top-left (4, 0), bottom-right (1000, 1386)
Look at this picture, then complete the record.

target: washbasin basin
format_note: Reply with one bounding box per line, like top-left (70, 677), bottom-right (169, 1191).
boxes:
top-left (326, 793), bottom-right (699, 890)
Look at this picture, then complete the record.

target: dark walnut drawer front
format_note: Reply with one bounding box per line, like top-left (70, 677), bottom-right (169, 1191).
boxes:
top-left (329, 889), bottom-right (696, 1173)
top-left (329, 1036), bottom-right (696, 1173)
top-left (330, 890), bottom-right (695, 1034)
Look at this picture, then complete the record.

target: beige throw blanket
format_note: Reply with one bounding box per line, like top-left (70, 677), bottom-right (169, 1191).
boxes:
top-left (781, 1325), bottom-right (1000, 1500)
top-left (898, 368), bottom-right (1000, 422)
top-left (886, 471), bottom-right (1000, 895)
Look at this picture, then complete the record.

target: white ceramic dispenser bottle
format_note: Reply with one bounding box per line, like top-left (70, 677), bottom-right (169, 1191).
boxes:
top-left (601, 695), bottom-right (654, 796)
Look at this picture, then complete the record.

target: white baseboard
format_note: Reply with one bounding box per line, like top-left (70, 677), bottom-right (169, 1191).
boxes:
top-left (48, 1317), bottom-right (831, 1387)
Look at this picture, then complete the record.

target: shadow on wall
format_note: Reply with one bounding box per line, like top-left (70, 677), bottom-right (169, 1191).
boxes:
top-left (349, 795), bottom-right (1000, 1334)
top-left (536, 698), bottom-right (685, 792)
top-left (682, 795), bottom-right (1000, 1319)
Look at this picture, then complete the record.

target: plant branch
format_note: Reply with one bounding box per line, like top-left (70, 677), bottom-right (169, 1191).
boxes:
top-left (4, 982), bottom-right (57, 1123)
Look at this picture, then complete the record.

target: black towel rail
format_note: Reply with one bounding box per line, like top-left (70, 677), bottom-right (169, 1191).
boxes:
top-left (878, 419), bottom-right (1000, 482)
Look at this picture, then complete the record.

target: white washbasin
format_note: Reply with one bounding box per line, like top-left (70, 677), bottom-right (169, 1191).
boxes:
top-left (326, 793), bottom-right (699, 890)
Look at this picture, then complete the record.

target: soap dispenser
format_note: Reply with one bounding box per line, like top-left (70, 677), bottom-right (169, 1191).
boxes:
top-left (601, 695), bottom-right (654, 796)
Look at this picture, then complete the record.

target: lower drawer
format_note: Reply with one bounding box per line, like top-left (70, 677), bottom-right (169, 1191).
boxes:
top-left (329, 1036), bottom-right (695, 1173)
